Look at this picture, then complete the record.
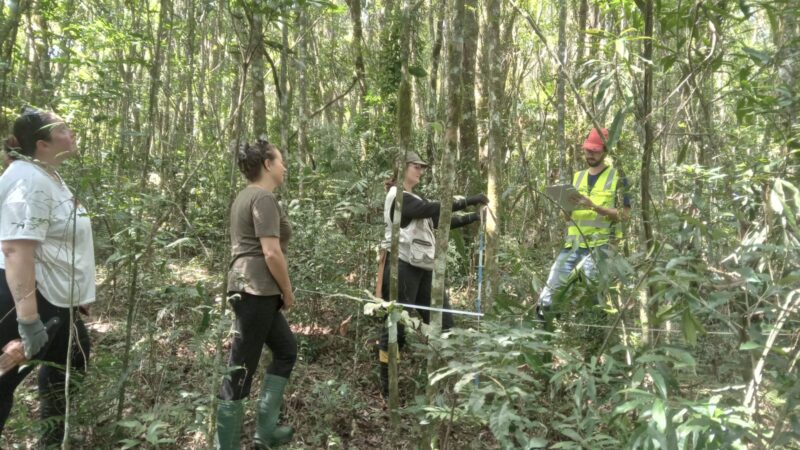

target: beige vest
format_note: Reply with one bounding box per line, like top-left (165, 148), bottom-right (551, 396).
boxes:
top-left (382, 187), bottom-right (436, 271)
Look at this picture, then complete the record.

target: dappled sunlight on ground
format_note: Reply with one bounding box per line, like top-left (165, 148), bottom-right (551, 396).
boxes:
top-left (291, 323), bottom-right (335, 336)
top-left (86, 319), bottom-right (115, 334)
top-left (167, 259), bottom-right (215, 284)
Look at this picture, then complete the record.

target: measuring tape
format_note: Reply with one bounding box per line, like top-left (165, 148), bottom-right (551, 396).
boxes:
top-left (294, 288), bottom-right (485, 317)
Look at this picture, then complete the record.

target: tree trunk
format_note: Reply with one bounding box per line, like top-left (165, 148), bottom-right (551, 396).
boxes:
top-left (396, 6), bottom-right (412, 156)
top-left (576, 0), bottom-right (588, 72)
top-left (425, 1), bottom-right (445, 161)
top-left (346, 0), bottom-right (368, 160)
top-left (556, 0), bottom-right (568, 181)
top-left (775, 9), bottom-right (798, 154)
top-left (280, 6), bottom-right (291, 155)
top-left (481, 0), bottom-right (512, 313)
top-left (0, 0), bottom-right (28, 49)
top-left (184, 0), bottom-right (196, 137)
top-left (459, 0), bottom-right (479, 189)
top-left (347, 0), bottom-right (367, 96)
top-left (638, 0), bottom-right (655, 344)
top-left (298, 6), bottom-right (309, 168)
top-left (0, 0), bottom-right (30, 131)
top-left (29, 5), bottom-right (52, 105)
top-left (178, 0), bottom-right (197, 224)
top-left (248, 8), bottom-right (266, 136)
top-left (389, 0), bottom-right (415, 423)
top-left (427, 2), bottom-right (463, 446)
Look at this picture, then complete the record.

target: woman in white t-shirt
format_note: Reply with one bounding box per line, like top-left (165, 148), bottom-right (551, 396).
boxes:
top-left (0, 109), bottom-right (95, 446)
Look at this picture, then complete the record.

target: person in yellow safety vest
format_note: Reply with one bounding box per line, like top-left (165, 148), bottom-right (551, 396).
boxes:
top-left (537, 127), bottom-right (631, 319)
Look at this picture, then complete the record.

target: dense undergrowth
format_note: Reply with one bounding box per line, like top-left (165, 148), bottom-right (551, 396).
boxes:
top-left (2, 154), bottom-right (798, 449)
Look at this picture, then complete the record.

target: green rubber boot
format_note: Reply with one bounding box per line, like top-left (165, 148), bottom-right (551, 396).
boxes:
top-left (215, 399), bottom-right (244, 450)
top-left (253, 374), bottom-right (294, 448)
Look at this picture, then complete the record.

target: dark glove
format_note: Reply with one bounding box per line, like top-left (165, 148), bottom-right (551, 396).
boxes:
top-left (466, 193), bottom-right (489, 206)
top-left (17, 315), bottom-right (49, 359)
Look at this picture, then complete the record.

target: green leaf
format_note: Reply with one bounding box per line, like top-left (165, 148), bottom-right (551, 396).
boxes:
top-left (105, 252), bottom-right (131, 265)
top-left (661, 54), bottom-right (677, 72)
top-left (738, 0), bottom-right (752, 17)
top-left (646, 423), bottom-right (670, 450)
top-left (739, 341), bottom-right (761, 351)
top-left (649, 369), bottom-right (669, 398)
top-left (607, 106), bottom-right (627, 151)
top-left (118, 439), bottom-right (141, 450)
top-left (527, 437), bottom-right (548, 448)
top-left (429, 366), bottom-right (461, 386)
top-left (408, 66), bottom-right (428, 77)
top-left (636, 354), bottom-right (669, 364)
top-left (454, 372), bottom-right (480, 392)
top-left (428, 121), bottom-right (444, 134)
top-left (652, 399), bottom-right (667, 431)
top-left (676, 141), bottom-right (689, 165)
top-left (560, 428), bottom-right (584, 442)
top-left (614, 400), bottom-right (642, 415)
top-left (741, 45), bottom-right (771, 66)
top-left (770, 185), bottom-right (785, 215)
top-left (775, 179), bottom-right (799, 230)
top-left (164, 285), bottom-right (179, 294)
top-left (778, 271), bottom-right (800, 286)
top-left (630, 367), bottom-right (645, 388)
top-left (681, 309), bottom-right (698, 346)
top-left (661, 346), bottom-right (697, 367)
top-left (116, 420), bottom-right (142, 428)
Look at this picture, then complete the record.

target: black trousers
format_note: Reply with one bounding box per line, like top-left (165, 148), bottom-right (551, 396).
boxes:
top-left (219, 292), bottom-right (297, 401)
top-left (0, 269), bottom-right (91, 444)
top-left (379, 258), bottom-right (453, 352)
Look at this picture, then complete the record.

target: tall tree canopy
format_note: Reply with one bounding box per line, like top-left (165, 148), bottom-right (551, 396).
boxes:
top-left (0, 0), bottom-right (797, 447)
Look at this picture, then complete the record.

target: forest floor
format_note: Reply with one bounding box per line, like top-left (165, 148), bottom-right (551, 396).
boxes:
top-left (0, 251), bottom-right (755, 449)
top-left (2, 258), bottom-right (493, 449)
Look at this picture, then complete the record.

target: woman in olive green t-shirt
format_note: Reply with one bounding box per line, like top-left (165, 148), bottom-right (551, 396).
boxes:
top-left (215, 139), bottom-right (296, 450)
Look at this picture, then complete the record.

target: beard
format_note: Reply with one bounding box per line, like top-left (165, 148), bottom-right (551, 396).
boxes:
top-left (586, 157), bottom-right (604, 167)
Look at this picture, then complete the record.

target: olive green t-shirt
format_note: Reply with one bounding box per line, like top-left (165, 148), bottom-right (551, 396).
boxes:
top-left (227, 186), bottom-right (292, 296)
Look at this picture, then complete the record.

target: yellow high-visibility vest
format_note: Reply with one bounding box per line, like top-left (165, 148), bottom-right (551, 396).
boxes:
top-left (566, 166), bottom-right (622, 248)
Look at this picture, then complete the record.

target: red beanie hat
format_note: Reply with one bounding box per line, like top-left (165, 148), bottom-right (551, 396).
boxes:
top-left (582, 127), bottom-right (609, 152)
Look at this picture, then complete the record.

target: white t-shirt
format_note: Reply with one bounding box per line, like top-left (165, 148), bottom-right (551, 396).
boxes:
top-left (0, 160), bottom-right (96, 307)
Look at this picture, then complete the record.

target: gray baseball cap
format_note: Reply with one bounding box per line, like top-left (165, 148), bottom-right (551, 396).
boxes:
top-left (404, 151), bottom-right (429, 166)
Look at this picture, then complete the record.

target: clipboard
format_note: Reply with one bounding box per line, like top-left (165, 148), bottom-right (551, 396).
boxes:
top-left (545, 184), bottom-right (582, 212)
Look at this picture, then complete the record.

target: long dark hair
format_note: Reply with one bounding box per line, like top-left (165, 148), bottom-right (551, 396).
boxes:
top-left (3, 108), bottom-right (61, 160)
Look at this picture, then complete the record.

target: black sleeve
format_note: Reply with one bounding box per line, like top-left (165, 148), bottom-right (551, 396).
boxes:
top-left (450, 212), bottom-right (479, 229)
top-left (389, 192), bottom-right (468, 227)
top-left (453, 197), bottom-right (469, 211)
top-left (389, 192), bottom-right (439, 227)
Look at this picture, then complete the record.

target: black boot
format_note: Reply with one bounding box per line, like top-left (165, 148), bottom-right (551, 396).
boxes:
top-left (535, 304), bottom-right (550, 322)
top-left (379, 360), bottom-right (389, 398)
top-left (38, 390), bottom-right (64, 449)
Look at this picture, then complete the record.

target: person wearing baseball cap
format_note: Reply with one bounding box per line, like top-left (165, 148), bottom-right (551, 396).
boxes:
top-left (537, 127), bottom-right (631, 320)
top-left (375, 150), bottom-right (488, 397)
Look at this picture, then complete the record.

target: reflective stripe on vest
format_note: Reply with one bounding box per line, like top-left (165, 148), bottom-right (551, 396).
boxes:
top-left (574, 219), bottom-right (612, 229)
top-left (566, 167), bottom-right (620, 248)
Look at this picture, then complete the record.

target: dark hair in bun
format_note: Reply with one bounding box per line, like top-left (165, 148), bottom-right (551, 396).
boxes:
top-left (236, 137), bottom-right (281, 182)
